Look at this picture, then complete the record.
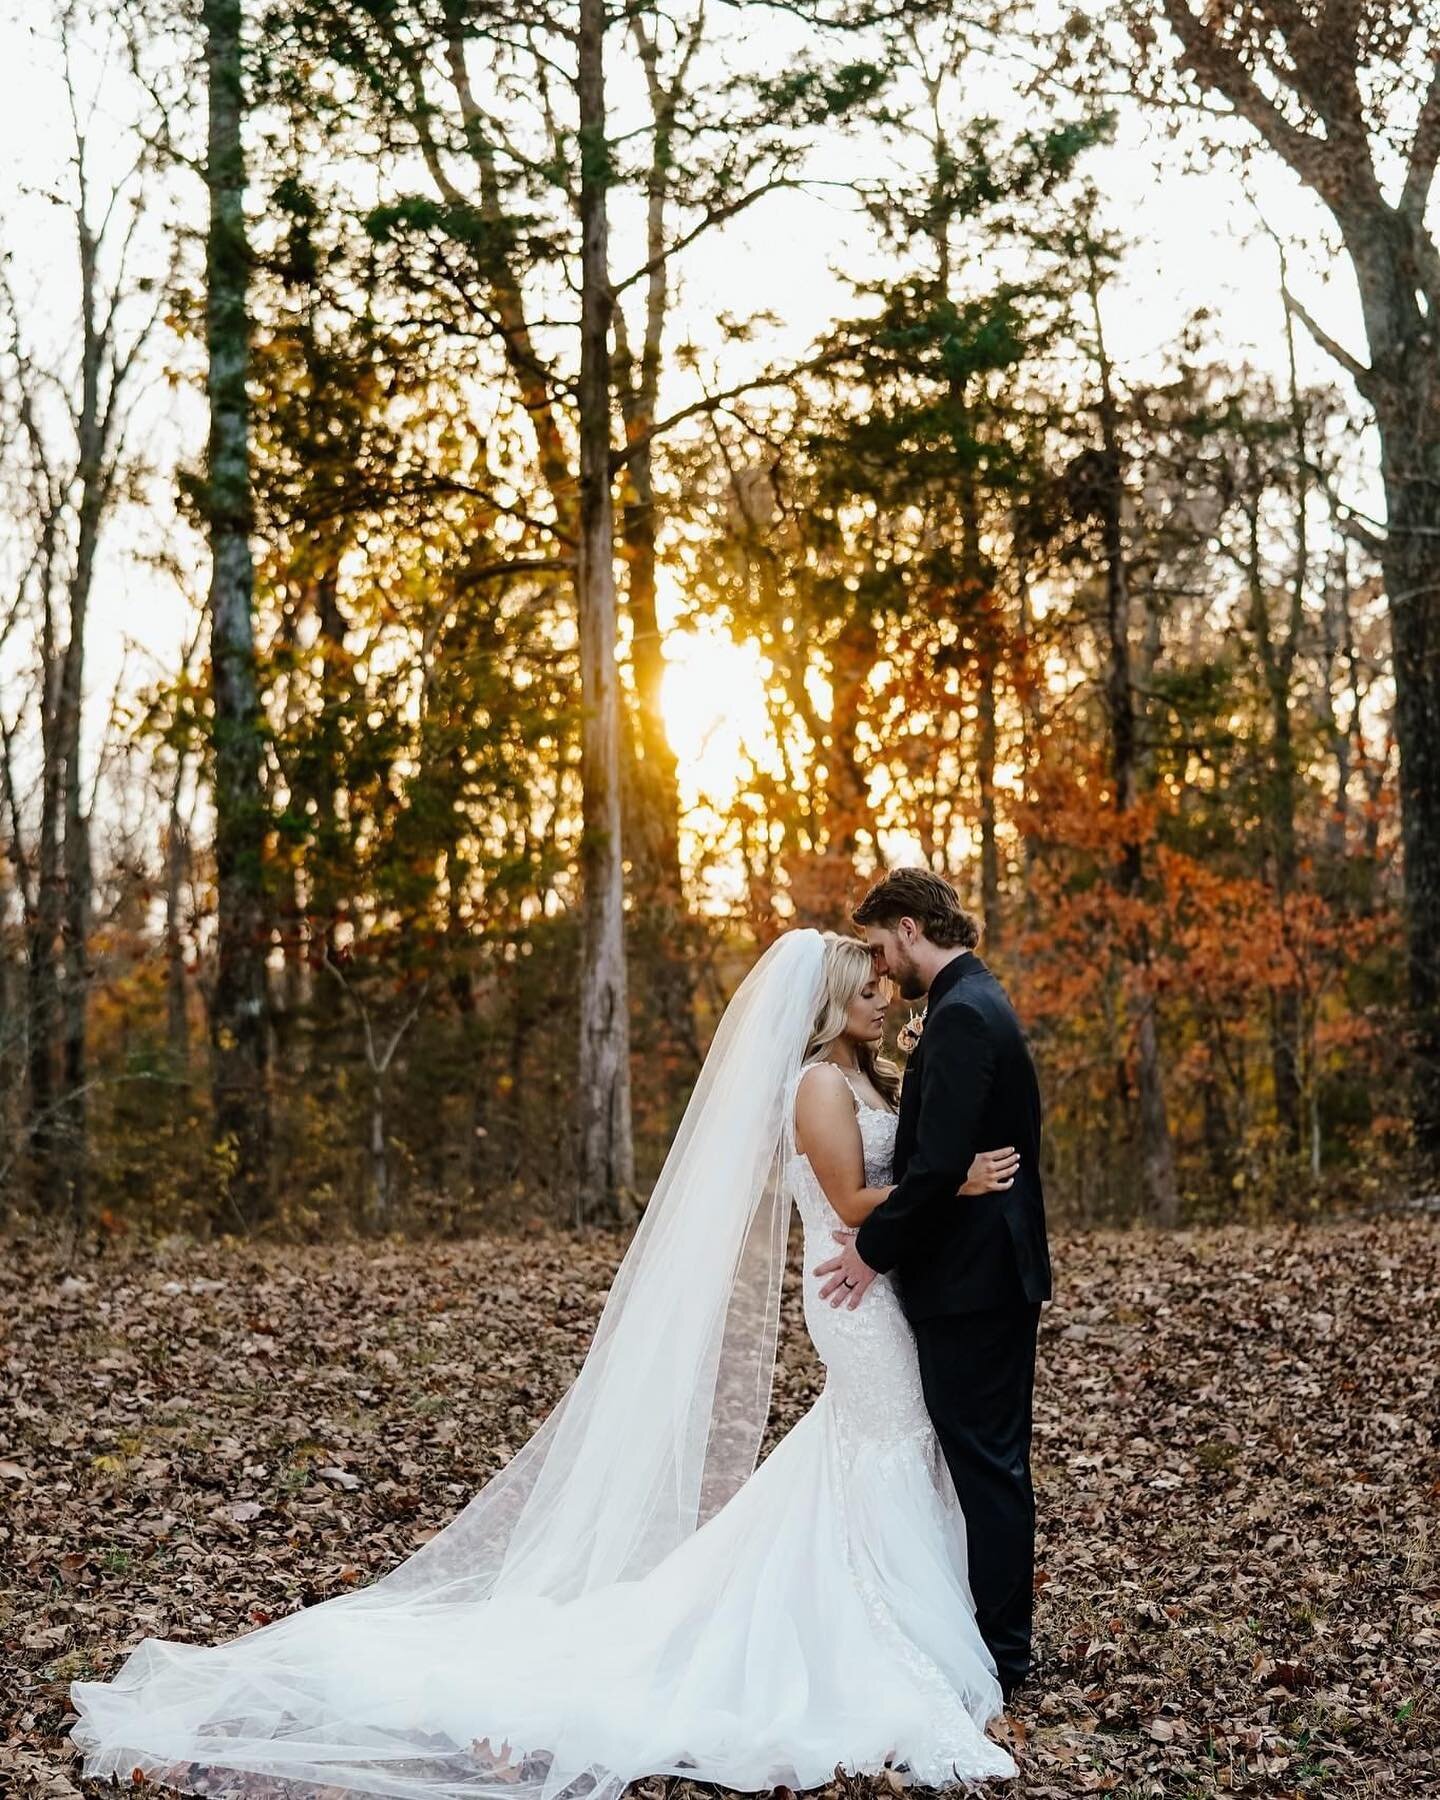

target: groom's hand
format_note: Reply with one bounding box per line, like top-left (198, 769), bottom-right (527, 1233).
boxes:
top-left (813, 1231), bottom-right (879, 1310)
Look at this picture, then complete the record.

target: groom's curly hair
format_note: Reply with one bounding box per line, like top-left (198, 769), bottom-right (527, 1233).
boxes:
top-left (852, 868), bottom-right (980, 950)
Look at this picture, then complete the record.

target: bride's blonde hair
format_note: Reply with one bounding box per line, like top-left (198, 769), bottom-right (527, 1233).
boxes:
top-left (803, 933), bottom-right (901, 1108)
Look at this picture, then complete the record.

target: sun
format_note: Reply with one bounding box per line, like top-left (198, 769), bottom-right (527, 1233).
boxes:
top-left (660, 629), bottom-right (776, 813)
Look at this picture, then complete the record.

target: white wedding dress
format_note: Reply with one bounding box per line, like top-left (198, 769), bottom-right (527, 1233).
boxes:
top-left (71, 935), bottom-right (1015, 1798)
top-left (72, 1090), bottom-right (1013, 1794)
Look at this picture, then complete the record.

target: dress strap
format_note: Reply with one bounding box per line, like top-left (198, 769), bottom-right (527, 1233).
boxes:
top-left (835, 1065), bottom-right (899, 1120)
top-left (836, 1069), bottom-right (868, 1115)
top-left (793, 1059), bottom-right (864, 1127)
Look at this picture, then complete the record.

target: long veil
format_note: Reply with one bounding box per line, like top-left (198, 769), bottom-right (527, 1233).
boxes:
top-left (70, 928), bottom-right (828, 1800)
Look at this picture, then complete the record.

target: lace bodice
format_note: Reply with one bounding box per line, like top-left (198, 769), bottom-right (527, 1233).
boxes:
top-left (790, 1099), bottom-right (897, 1230)
top-left (856, 1101), bottom-right (899, 1186)
top-left (785, 1067), bottom-right (897, 1236)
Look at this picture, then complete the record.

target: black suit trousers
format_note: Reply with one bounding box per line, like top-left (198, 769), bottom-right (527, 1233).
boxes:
top-left (911, 1302), bottom-right (1041, 1692)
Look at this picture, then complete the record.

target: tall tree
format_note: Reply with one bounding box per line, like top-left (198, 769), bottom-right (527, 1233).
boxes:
top-left (204, 0), bottom-right (271, 1221)
top-left (608, 2), bottom-right (901, 1053)
top-left (0, 2), bottom-right (164, 1218)
top-left (612, 6), bottom-right (700, 1068)
top-left (574, 0), bottom-right (634, 1214)
top-left (1079, 237), bottom-right (1179, 1227)
top-left (265, 0), bottom-right (904, 1212)
top-left (1126, 1), bottom-right (1440, 1157)
top-left (1213, 322), bottom-right (1316, 1155)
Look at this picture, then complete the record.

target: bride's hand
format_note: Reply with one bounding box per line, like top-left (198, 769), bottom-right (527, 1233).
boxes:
top-left (958, 1147), bottom-right (1019, 1194)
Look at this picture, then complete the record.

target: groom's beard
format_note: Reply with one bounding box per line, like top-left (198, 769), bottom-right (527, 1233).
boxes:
top-left (890, 955), bottom-right (926, 1001)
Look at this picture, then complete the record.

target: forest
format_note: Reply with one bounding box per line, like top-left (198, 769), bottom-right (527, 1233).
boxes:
top-left (2, 0), bottom-right (1437, 1238)
top-left (6, 8), bottom-right (1440, 1798)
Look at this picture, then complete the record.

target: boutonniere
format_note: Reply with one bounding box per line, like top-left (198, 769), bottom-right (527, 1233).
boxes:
top-left (896, 1007), bottom-right (927, 1056)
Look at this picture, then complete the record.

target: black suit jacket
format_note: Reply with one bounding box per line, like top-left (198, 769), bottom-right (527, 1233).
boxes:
top-left (855, 952), bottom-right (1052, 1318)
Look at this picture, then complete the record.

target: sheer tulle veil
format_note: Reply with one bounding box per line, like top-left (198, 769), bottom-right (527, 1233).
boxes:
top-left (71, 928), bottom-right (829, 1800)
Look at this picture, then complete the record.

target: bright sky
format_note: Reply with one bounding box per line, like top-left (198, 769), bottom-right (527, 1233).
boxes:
top-left (0, 5), bottom-right (1371, 833)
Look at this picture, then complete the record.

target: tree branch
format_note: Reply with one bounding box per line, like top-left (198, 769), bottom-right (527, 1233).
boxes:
top-left (610, 347), bottom-right (842, 472)
top-left (1401, 60), bottom-right (1440, 222)
top-left (0, 707), bottom-right (36, 915)
top-left (612, 175), bottom-right (804, 297)
top-left (1158, 1), bottom-right (1352, 213)
top-left (1281, 283), bottom-right (1376, 399)
top-left (452, 555), bottom-right (574, 588)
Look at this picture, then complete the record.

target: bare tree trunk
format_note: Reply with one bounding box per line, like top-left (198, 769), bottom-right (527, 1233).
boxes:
top-left (1088, 258), bottom-right (1178, 1228)
top-left (619, 439), bottom-right (698, 1068)
top-left (964, 530), bottom-right (1001, 945)
top-left (826, 613), bottom-right (878, 889)
top-left (976, 651), bottom-right (1001, 944)
top-left (1240, 479), bottom-right (1304, 1156)
top-left (28, 607), bottom-right (64, 1197)
top-left (369, 1072), bottom-right (389, 1229)
top-left (1013, 532), bottom-right (1043, 926)
top-left (278, 565), bottom-right (346, 1059)
top-left (205, 0), bottom-right (271, 1224)
top-left (1367, 352), bottom-right (1440, 1161)
top-left (25, 917), bottom-right (60, 1190)
top-left (613, 12), bottom-right (700, 1075)
top-left (323, 958), bottom-right (427, 1232)
top-left (574, 0), bottom-right (633, 1223)
top-left (954, 390), bottom-right (1002, 946)
top-left (0, 875), bottom-right (18, 1221)
top-left (1200, 1043), bottom-right (1232, 1187)
top-left (1317, 547), bottom-right (1352, 861)
top-left (165, 762), bottom-right (190, 1066)
top-left (59, 700), bottom-right (90, 1222)
top-left (1261, 283), bottom-right (1312, 1155)
top-left (618, 462), bottom-right (683, 864)
top-left (427, 15), bottom-right (638, 1198)
top-left (1, 9), bottom-right (165, 1216)
top-left (443, 901), bottom-right (489, 1211)
top-left (55, 185), bottom-right (107, 1224)
top-left (621, 491), bottom-right (696, 984)
top-left (1385, 532), bottom-right (1440, 1142)
top-left (1132, 999), bottom-right (1175, 1213)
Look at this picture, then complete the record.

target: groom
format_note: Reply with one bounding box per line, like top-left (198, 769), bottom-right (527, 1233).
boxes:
top-left (815, 868), bottom-right (1051, 1699)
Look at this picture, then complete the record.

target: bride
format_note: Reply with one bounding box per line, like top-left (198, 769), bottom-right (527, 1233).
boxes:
top-left (71, 930), bottom-right (1019, 1797)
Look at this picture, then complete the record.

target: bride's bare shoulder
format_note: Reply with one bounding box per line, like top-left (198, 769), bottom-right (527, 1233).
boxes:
top-left (794, 1063), bottom-right (857, 1157)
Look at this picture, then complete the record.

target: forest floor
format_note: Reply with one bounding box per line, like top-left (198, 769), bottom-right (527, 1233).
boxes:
top-left (1, 1217), bottom-right (1436, 1799)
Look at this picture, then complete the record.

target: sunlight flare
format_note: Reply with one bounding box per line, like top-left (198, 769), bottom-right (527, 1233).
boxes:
top-left (660, 628), bottom-right (777, 811)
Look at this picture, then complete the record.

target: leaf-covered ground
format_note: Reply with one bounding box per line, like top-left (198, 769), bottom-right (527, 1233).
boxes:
top-left (2, 1219), bottom-right (1436, 1798)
